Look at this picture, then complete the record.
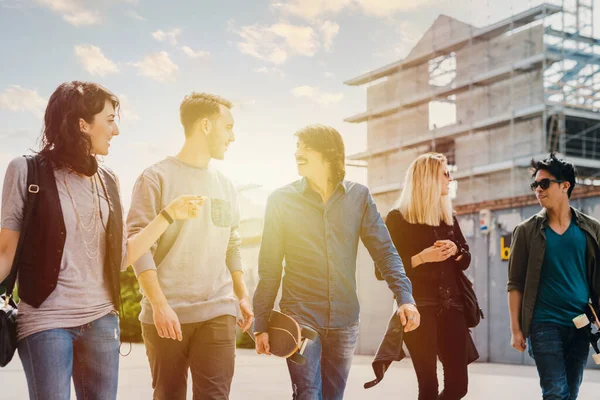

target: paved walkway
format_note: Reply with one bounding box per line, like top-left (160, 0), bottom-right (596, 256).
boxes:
top-left (3, 345), bottom-right (600, 399)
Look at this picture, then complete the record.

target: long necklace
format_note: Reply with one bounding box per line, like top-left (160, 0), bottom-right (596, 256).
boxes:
top-left (63, 172), bottom-right (101, 260)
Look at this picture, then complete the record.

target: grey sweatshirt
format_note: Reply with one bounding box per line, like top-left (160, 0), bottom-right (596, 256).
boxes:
top-left (127, 157), bottom-right (242, 325)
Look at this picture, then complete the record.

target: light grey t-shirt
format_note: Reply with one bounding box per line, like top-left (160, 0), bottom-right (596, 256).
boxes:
top-left (127, 157), bottom-right (243, 325)
top-left (1, 157), bottom-right (115, 341)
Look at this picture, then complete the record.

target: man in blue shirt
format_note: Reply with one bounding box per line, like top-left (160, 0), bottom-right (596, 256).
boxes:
top-left (508, 154), bottom-right (600, 399)
top-left (253, 124), bottom-right (419, 400)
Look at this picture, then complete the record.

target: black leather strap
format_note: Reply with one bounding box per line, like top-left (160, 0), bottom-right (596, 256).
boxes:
top-left (2, 155), bottom-right (40, 296)
top-left (160, 209), bottom-right (174, 224)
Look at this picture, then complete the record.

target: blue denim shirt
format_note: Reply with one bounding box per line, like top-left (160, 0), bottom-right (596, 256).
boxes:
top-left (253, 178), bottom-right (415, 332)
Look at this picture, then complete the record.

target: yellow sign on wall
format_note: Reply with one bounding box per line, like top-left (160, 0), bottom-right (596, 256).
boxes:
top-left (501, 234), bottom-right (512, 261)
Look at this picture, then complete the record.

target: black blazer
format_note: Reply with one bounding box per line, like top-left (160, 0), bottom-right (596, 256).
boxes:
top-left (385, 209), bottom-right (471, 306)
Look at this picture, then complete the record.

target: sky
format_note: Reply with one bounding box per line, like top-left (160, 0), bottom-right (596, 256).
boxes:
top-left (1, 0), bottom-right (597, 210)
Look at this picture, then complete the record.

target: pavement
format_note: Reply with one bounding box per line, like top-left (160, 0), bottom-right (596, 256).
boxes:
top-left (3, 345), bottom-right (600, 399)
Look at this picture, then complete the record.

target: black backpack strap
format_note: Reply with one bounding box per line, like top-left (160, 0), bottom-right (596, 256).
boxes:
top-left (2, 155), bottom-right (41, 296)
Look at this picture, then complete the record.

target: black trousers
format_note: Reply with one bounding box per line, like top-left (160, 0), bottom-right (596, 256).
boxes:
top-left (404, 307), bottom-right (469, 400)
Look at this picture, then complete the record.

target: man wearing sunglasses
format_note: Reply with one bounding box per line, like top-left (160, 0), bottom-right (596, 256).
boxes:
top-left (508, 153), bottom-right (600, 399)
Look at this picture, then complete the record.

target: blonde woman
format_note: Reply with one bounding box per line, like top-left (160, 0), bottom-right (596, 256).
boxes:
top-left (385, 152), bottom-right (473, 400)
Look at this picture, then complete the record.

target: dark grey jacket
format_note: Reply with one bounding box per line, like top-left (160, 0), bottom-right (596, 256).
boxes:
top-left (364, 312), bottom-right (479, 389)
top-left (507, 207), bottom-right (600, 338)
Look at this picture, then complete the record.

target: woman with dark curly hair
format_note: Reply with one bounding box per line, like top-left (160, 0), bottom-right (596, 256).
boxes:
top-left (0, 81), bottom-right (203, 399)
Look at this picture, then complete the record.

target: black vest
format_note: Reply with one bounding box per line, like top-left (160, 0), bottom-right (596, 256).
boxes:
top-left (17, 156), bottom-right (123, 308)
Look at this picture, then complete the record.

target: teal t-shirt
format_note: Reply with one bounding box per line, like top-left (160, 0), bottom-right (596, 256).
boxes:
top-left (532, 217), bottom-right (590, 326)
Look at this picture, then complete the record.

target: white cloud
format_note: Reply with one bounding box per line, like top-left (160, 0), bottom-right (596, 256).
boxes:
top-left (125, 9), bottom-right (145, 21)
top-left (356, 0), bottom-right (436, 16)
top-left (291, 85), bottom-right (343, 105)
top-left (152, 28), bottom-right (181, 46)
top-left (0, 85), bottom-right (47, 117)
top-left (181, 46), bottom-right (210, 59)
top-left (272, 0), bottom-right (350, 20)
top-left (271, 0), bottom-right (436, 19)
top-left (130, 52), bottom-right (178, 82)
top-left (316, 91), bottom-right (344, 105)
top-left (37, 0), bottom-right (100, 26)
top-left (270, 23), bottom-right (318, 56)
top-left (117, 94), bottom-right (139, 121)
top-left (233, 22), bottom-right (318, 65)
top-left (231, 99), bottom-right (257, 111)
top-left (324, 71), bottom-right (335, 78)
top-left (372, 20), bottom-right (421, 61)
top-left (320, 21), bottom-right (339, 51)
top-left (254, 66), bottom-right (285, 78)
top-left (74, 44), bottom-right (119, 76)
top-left (1, 0), bottom-right (33, 10)
top-left (292, 85), bottom-right (317, 97)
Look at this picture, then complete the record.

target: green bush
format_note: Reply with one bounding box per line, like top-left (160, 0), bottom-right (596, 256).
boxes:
top-left (2, 268), bottom-right (141, 343)
top-left (0, 282), bottom-right (19, 303)
top-left (236, 328), bottom-right (255, 349)
top-left (119, 267), bottom-right (143, 342)
top-left (119, 266), bottom-right (256, 348)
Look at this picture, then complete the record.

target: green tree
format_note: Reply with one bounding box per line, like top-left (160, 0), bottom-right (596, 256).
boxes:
top-left (119, 267), bottom-right (143, 342)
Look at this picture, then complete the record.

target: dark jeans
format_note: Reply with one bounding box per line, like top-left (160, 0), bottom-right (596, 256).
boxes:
top-left (527, 321), bottom-right (590, 400)
top-left (403, 307), bottom-right (469, 400)
top-left (17, 312), bottom-right (120, 400)
top-left (142, 315), bottom-right (236, 400)
top-left (286, 322), bottom-right (359, 400)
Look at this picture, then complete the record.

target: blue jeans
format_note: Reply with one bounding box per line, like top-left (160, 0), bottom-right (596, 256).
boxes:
top-left (528, 321), bottom-right (590, 400)
top-left (286, 322), bottom-right (359, 400)
top-left (18, 312), bottom-right (120, 400)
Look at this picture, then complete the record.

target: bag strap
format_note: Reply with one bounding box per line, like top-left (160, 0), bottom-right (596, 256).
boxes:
top-left (3, 155), bottom-right (41, 296)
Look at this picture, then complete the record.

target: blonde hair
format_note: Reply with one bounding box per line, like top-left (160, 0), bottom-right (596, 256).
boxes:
top-left (394, 152), bottom-right (454, 226)
top-left (180, 92), bottom-right (232, 137)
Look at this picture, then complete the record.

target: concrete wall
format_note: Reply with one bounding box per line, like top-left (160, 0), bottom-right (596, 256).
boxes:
top-left (362, 25), bottom-right (546, 205)
top-left (454, 117), bottom-right (544, 171)
top-left (366, 65), bottom-right (429, 110)
top-left (365, 105), bottom-right (429, 150)
top-left (407, 15), bottom-right (475, 61)
top-left (455, 24), bottom-right (544, 82)
top-left (455, 69), bottom-right (544, 124)
top-left (368, 147), bottom-right (420, 191)
top-left (454, 167), bottom-right (534, 205)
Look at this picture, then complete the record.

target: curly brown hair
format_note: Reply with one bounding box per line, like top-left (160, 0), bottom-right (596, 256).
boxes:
top-left (39, 81), bottom-right (120, 176)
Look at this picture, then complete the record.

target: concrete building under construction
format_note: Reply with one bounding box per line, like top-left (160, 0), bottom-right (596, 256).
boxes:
top-left (346, 1), bottom-right (600, 367)
top-left (345, 1), bottom-right (600, 213)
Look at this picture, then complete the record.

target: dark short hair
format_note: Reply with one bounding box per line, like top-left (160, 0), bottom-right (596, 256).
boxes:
top-left (39, 81), bottom-right (120, 176)
top-left (530, 153), bottom-right (577, 198)
top-left (180, 92), bottom-right (232, 137)
top-left (295, 124), bottom-right (346, 183)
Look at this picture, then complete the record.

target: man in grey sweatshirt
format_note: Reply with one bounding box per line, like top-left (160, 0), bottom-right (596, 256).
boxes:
top-left (127, 93), bottom-right (253, 400)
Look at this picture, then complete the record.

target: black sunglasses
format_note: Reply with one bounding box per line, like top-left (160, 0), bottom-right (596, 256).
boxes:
top-left (530, 178), bottom-right (565, 191)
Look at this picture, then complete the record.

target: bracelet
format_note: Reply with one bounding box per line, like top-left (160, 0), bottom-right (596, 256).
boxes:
top-left (160, 209), bottom-right (174, 224)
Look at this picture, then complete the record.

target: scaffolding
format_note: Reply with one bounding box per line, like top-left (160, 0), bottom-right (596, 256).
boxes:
top-left (344, 1), bottom-right (600, 212)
